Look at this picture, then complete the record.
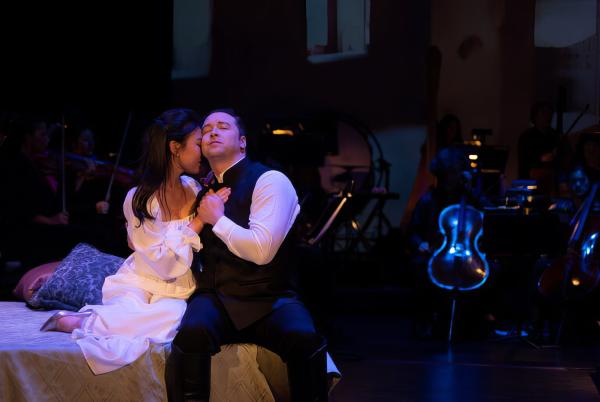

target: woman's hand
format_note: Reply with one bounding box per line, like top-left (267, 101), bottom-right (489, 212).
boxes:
top-left (213, 187), bottom-right (231, 203)
top-left (189, 187), bottom-right (231, 233)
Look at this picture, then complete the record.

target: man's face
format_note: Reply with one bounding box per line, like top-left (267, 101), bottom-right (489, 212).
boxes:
top-left (76, 129), bottom-right (95, 156)
top-left (201, 112), bottom-right (246, 162)
top-left (570, 169), bottom-right (590, 198)
top-left (534, 108), bottom-right (553, 130)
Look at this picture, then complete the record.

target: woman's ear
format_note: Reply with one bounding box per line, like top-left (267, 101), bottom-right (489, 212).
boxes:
top-left (169, 140), bottom-right (181, 158)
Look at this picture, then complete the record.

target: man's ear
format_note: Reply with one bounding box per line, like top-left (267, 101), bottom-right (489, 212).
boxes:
top-left (240, 136), bottom-right (247, 153)
top-left (169, 140), bottom-right (181, 157)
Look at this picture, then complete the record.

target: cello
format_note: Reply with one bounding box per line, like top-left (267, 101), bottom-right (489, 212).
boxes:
top-left (426, 185), bottom-right (490, 341)
top-left (538, 181), bottom-right (600, 299)
top-left (427, 195), bottom-right (490, 291)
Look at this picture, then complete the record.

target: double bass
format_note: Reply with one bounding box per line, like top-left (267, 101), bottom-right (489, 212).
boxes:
top-left (538, 182), bottom-right (600, 298)
top-left (428, 195), bottom-right (490, 291)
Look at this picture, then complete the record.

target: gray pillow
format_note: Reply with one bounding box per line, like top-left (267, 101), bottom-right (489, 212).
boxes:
top-left (29, 243), bottom-right (125, 311)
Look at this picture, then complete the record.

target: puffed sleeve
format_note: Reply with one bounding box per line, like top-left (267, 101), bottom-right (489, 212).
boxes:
top-left (124, 187), bottom-right (202, 281)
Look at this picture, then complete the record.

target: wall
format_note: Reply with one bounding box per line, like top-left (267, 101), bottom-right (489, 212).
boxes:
top-left (432, 0), bottom-right (536, 184)
top-left (172, 0), bottom-right (431, 228)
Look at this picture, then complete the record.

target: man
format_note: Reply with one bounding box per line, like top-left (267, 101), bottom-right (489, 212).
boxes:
top-left (518, 102), bottom-right (559, 179)
top-left (167, 110), bottom-right (328, 402)
top-left (517, 102), bottom-right (571, 195)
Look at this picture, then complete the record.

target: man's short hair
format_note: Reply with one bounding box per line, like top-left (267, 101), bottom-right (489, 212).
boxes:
top-left (204, 108), bottom-right (246, 137)
top-left (530, 101), bottom-right (553, 123)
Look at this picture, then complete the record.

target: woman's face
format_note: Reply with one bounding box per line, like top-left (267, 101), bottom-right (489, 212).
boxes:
top-left (445, 121), bottom-right (459, 142)
top-left (175, 128), bottom-right (203, 175)
top-left (29, 122), bottom-right (49, 153)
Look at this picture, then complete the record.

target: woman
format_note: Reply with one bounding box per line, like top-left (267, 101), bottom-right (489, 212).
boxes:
top-left (40, 108), bottom-right (230, 375)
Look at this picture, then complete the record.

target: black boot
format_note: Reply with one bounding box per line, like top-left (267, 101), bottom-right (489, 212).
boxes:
top-left (165, 344), bottom-right (184, 402)
top-left (181, 352), bottom-right (211, 402)
top-left (287, 344), bottom-right (328, 402)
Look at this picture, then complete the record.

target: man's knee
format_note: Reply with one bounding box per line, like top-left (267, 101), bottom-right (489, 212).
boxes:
top-left (173, 322), bottom-right (218, 355)
top-left (283, 328), bottom-right (326, 361)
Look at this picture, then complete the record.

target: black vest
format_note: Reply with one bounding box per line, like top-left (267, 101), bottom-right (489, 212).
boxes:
top-left (192, 158), bottom-right (298, 329)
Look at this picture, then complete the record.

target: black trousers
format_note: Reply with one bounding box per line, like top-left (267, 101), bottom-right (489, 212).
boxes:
top-left (169, 291), bottom-right (328, 402)
top-left (175, 291), bottom-right (325, 361)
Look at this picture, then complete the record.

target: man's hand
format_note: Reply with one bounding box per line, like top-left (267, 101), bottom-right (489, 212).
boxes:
top-left (540, 151), bottom-right (555, 162)
top-left (96, 201), bottom-right (110, 214)
top-left (196, 188), bottom-right (230, 226)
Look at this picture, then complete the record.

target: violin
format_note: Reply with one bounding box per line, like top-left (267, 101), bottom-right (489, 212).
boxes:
top-left (64, 152), bottom-right (137, 189)
top-left (427, 195), bottom-right (490, 291)
top-left (538, 182), bottom-right (600, 298)
top-left (33, 151), bottom-right (137, 191)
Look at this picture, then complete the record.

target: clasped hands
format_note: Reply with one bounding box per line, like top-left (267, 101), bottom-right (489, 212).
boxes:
top-left (189, 187), bottom-right (231, 233)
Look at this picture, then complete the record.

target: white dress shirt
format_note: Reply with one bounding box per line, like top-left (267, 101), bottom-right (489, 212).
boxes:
top-left (212, 157), bottom-right (300, 266)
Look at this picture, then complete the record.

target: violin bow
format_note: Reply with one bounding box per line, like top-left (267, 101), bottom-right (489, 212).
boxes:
top-left (105, 112), bottom-right (133, 203)
top-left (60, 114), bottom-right (67, 214)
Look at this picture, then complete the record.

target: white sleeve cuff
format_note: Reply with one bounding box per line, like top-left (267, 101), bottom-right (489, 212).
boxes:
top-left (212, 216), bottom-right (235, 242)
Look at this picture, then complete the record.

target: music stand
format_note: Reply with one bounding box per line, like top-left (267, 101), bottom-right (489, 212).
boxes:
top-left (482, 209), bottom-right (564, 348)
top-left (304, 180), bottom-right (355, 247)
top-left (297, 180), bottom-right (363, 360)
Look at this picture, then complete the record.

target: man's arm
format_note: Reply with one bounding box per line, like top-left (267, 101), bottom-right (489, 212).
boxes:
top-left (201, 171), bottom-right (300, 265)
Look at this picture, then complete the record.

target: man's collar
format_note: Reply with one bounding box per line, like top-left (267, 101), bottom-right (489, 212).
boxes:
top-left (215, 155), bottom-right (246, 183)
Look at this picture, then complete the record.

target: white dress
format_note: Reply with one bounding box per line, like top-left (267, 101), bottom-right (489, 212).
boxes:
top-left (72, 176), bottom-right (202, 375)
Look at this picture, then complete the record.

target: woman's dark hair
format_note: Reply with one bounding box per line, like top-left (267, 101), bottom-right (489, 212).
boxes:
top-left (436, 114), bottom-right (462, 149)
top-left (132, 108), bottom-right (202, 224)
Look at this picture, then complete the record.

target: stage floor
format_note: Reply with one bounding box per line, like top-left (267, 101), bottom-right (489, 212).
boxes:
top-left (329, 314), bottom-right (600, 402)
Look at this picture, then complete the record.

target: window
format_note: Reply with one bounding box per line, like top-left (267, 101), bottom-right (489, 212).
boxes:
top-left (172, 0), bottom-right (212, 79)
top-left (306, 0), bottom-right (370, 63)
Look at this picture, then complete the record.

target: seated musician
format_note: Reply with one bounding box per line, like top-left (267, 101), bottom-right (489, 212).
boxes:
top-left (549, 165), bottom-right (592, 221)
top-left (60, 123), bottom-right (133, 256)
top-left (517, 101), bottom-right (570, 195)
top-left (64, 125), bottom-right (112, 222)
top-left (0, 115), bottom-right (84, 268)
top-left (406, 146), bottom-right (490, 338)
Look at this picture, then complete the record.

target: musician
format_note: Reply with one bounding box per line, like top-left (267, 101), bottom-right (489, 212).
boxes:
top-left (549, 165), bottom-right (592, 219)
top-left (406, 146), bottom-right (491, 338)
top-left (518, 102), bottom-right (559, 179)
top-left (65, 126), bottom-right (111, 221)
top-left (0, 115), bottom-right (83, 268)
top-left (436, 114), bottom-right (463, 151)
top-left (517, 102), bottom-right (572, 197)
top-left (575, 133), bottom-right (600, 182)
top-left (408, 147), bottom-right (489, 256)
